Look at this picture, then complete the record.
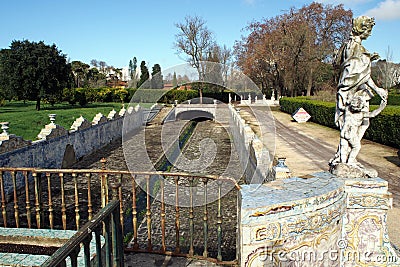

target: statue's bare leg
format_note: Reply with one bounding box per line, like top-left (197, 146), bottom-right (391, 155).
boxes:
top-left (340, 138), bottom-right (350, 163)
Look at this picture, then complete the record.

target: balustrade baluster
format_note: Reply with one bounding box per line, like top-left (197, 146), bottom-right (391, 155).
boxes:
top-left (100, 158), bottom-right (108, 208)
top-left (160, 177), bottom-right (166, 252)
top-left (131, 175), bottom-right (138, 249)
top-left (83, 235), bottom-right (92, 267)
top-left (112, 186), bottom-right (123, 267)
top-left (69, 247), bottom-right (79, 267)
top-left (46, 173), bottom-right (54, 229)
top-left (34, 172), bottom-right (42, 229)
top-left (0, 171), bottom-right (6, 227)
top-left (174, 176), bottom-right (180, 253)
top-left (189, 176), bottom-right (194, 256)
top-left (86, 173), bottom-right (93, 221)
top-left (73, 173), bottom-right (80, 230)
top-left (95, 227), bottom-right (103, 267)
top-left (23, 171), bottom-right (31, 228)
top-left (202, 178), bottom-right (209, 258)
top-left (104, 216), bottom-right (112, 267)
top-left (101, 173), bottom-right (110, 208)
top-left (11, 171), bottom-right (19, 228)
top-left (118, 173), bottom-right (123, 234)
top-left (146, 174), bottom-right (152, 251)
top-left (60, 173), bottom-right (67, 230)
top-left (217, 180), bottom-right (223, 261)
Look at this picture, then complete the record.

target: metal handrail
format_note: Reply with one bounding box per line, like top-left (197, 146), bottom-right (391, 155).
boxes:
top-left (41, 199), bottom-right (123, 267)
top-left (0, 166), bottom-right (240, 265)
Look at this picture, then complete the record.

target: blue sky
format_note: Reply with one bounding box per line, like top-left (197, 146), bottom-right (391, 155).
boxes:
top-left (1, 0), bottom-right (400, 70)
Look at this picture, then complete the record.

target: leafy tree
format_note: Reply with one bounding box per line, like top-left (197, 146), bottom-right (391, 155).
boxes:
top-left (151, 63), bottom-right (164, 89)
top-left (172, 71), bottom-right (178, 87)
top-left (138, 61), bottom-right (150, 88)
top-left (99, 61), bottom-right (107, 74)
top-left (234, 2), bottom-right (352, 97)
top-left (0, 40), bottom-right (71, 110)
top-left (128, 57), bottom-right (138, 88)
top-left (129, 57), bottom-right (138, 79)
top-left (87, 67), bottom-right (106, 88)
top-left (71, 60), bottom-right (90, 87)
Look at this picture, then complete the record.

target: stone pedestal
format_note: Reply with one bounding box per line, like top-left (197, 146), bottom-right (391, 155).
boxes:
top-left (92, 113), bottom-right (107, 125)
top-left (341, 177), bottom-right (398, 266)
top-left (107, 109), bottom-right (120, 120)
top-left (37, 114), bottom-right (68, 140)
top-left (239, 173), bottom-right (345, 267)
top-left (238, 173), bottom-right (398, 266)
top-left (0, 122), bottom-right (31, 153)
top-left (70, 116), bottom-right (91, 132)
top-left (273, 158), bottom-right (291, 179)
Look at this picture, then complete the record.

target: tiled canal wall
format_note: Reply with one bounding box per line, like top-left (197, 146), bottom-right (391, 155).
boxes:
top-left (0, 106), bottom-right (144, 168)
top-left (228, 104), bottom-right (270, 183)
top-left (238, 172), bottom-right (398, 267)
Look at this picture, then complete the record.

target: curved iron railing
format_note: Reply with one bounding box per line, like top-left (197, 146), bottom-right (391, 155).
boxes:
top-left (0, 166), bottom-right (240, 266)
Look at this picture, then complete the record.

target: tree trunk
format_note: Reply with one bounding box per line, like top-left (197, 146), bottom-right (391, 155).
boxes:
top-left (306, 68), bottom-right (313, 96)
top-left (36, 97), bottom-right (41, 111)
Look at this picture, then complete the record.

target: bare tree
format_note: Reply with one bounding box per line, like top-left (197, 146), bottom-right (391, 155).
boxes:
top-left (174, 15), bottom-right (214, 102)
top-left (90, 59), bottom-right (98, 68)
top-left (378, 46), bottom-right (400, 90)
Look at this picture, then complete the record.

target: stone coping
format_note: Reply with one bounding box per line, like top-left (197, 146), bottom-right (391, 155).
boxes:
top-left (0, 227), bottom-right (75, 247)
top-left (0, 227), bottom-right (103, 266)
top-left (240, 172), bottom-right (345, 225)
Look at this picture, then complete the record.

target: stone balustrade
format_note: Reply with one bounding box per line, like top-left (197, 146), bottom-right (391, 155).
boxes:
top-left (228, 104), bottom-right (271, 183)
top-left (0, 105), bottom-right (145, 168)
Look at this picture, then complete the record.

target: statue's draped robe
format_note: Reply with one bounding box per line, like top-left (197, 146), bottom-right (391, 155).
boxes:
top-left (335, 37), bottom-right (373, 127)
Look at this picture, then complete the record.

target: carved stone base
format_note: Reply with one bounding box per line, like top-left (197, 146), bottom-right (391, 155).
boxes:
top-left (330, 162), bottom-right (378, 178)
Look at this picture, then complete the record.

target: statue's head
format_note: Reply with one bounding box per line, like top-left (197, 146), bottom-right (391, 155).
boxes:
top-left (352, 16), bottom-right (375, 40)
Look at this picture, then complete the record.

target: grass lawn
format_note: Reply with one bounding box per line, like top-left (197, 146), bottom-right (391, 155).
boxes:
top-left (0, 101), bottom-right (125, 141)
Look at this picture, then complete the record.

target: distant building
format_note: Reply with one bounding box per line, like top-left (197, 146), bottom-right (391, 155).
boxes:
top-left (177, 84), bottom-right (192, 90)
top-left (163, 83), bottom-right (174, 90)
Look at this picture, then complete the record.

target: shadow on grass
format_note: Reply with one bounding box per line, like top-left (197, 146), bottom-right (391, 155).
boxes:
top-left (0, 101), bottom-right (122, 113)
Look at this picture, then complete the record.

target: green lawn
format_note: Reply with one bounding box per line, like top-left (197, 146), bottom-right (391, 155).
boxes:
top-left (0, 101), bottom-right (125, 141)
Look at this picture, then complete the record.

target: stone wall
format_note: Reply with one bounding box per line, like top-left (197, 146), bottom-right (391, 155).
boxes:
top-left (228, 104), bottom-right (270, 183)
top-left (238, 172), bottom-right (398, 266)
top-left (0, 106), bottom-right (144, 168)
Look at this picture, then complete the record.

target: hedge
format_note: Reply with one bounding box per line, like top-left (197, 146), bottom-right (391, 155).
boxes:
top-left (279, 97), bottom-right (400, 148)
top-left (63, 87), bottom-right (247, 106)
top-left (370, 93), bottom-right (400, 106)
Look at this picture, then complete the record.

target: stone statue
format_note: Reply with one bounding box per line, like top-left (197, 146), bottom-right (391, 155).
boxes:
top-left (329, 16), bottom-right (388, 178)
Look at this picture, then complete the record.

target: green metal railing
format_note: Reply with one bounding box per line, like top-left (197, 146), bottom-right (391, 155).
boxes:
top-left (41, 190), bottom-right (123, 267)
top-left (0, 166), bottom-right (240, 265)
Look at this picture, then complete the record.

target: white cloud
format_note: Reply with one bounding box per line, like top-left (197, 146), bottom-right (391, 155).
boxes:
top-left (365, 0), bottom-right (400, 20)
top-left (243, 0), bottom-right (255, 5)
top-left (317, 0), bottom-right (371, 5)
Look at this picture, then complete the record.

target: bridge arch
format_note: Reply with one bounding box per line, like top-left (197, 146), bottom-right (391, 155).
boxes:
top-left (175, 109), bottom-right (214, 121)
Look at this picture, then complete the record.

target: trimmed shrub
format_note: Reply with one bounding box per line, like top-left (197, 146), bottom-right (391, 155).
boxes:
top-left (279, 97), bottom-right (400, 148)
top-left (161, 89), bottom-right (199, 103)
top-left (75, 90), bottom-right (87, 107)
top-left (370, 94), bottom-right (400, 106)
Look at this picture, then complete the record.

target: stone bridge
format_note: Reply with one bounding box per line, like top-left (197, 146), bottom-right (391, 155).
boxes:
top-left (164, 103), bottom-right (217, 122)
